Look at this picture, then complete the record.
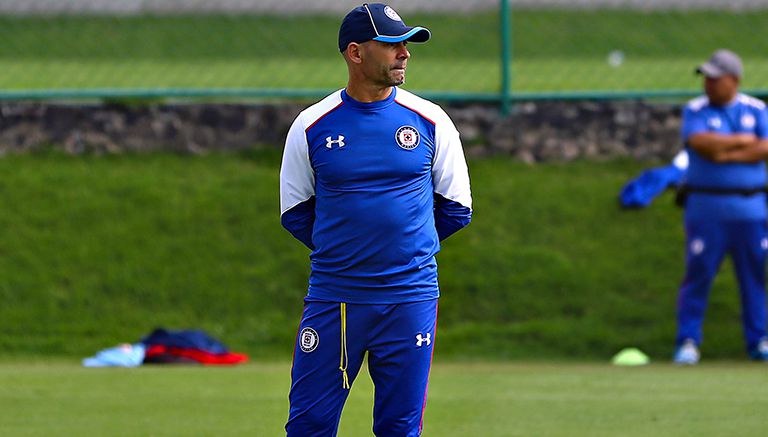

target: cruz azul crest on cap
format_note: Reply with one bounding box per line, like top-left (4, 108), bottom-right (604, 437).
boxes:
top-left (383, 6), bottom-right (402, 21)
top-left (395, 125), bottom-right (420, 150)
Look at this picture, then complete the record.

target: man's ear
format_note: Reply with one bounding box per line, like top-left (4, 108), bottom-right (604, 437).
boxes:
top-left (347, 42), bottom-right (363, 64)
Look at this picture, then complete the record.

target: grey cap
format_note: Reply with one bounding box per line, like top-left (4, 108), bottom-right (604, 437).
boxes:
top-left (696, 49), bottom-right (743, 78)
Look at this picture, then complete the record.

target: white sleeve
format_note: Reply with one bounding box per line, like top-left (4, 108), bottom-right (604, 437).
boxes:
top-left (432, 115), bottom-right (472, 210)
top-left (280, 115), bottom-right (315, 215)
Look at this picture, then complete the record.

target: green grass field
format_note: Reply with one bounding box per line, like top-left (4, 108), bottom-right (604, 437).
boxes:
top-left (0, 151), bottom-right (755, 361)
top-left (2, 361), bottom-right (767, 436)
top-left (1, 10), bottom-right (768, 94)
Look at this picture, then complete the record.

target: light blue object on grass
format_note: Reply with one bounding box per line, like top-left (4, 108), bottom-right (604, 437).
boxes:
top-left (82, 343), bottom-right (146, 367)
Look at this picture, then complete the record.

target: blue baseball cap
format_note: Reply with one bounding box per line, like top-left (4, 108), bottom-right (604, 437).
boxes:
top-left (338, 3), bottom-right (431, 53)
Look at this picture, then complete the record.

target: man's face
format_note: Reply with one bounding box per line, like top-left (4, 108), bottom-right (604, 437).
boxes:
top-left (359, 40), bottom-right (411, 87)
top-left (704, 74), bottom-right (739, 105)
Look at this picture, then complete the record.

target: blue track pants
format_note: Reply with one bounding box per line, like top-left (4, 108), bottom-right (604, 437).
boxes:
top-left (677, 219), bottom-right (768, 350)
top-left (286, 299), bottom-right (438, 437)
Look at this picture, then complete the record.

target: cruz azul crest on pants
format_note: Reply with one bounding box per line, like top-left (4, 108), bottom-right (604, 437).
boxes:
top-left (299, 327), bottom-right (319, 353)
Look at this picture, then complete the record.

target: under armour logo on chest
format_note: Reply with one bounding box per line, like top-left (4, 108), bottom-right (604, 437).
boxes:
top-left (416, 333), bottom-right (431, 347)
top-left (326, 135), bottom-right (345, 149)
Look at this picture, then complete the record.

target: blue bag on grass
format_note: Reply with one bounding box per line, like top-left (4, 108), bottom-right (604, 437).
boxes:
top-left (140, 328), bottom-right (229, 354)
top-left (620, 151), bottom-right (688, 208)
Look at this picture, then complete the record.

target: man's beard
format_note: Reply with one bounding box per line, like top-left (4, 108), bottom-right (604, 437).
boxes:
top-left (383, 65), bottom-right (406, 86)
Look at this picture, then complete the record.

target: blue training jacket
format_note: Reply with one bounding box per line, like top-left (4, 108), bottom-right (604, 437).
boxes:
top-left (280, 87), bottom-right (472, 304)
top-left (682, 93), bottom-right (768, 221)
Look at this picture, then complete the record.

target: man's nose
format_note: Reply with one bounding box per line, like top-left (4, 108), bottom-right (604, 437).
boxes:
top-left (397, 43), bottom-right (410, 59)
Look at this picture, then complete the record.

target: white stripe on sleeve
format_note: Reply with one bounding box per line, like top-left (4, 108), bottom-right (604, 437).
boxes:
top-left (280, 115), bottom-right (315, 215)
top-left (432, 116), bottom-right (472, 210)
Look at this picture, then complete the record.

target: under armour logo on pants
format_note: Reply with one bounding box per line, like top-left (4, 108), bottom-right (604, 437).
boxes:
top-left (416, 333), bottom-right (431, 347)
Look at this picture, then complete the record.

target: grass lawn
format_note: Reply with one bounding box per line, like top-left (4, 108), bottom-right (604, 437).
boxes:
top-left (2, 57), bottom-right (768, 95)
top-left (0, 152), bottom-right (753, 360)
top-left (1, 360), bottom-right (767, 436)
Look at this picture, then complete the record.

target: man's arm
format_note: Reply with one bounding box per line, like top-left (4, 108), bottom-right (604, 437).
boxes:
top-left (432, 116), bottom-right (472, 241)
top-left (713, 139), bottom-right (768, 163)
top-left (688, 132), bottom-right (757, 161)
top-left (720, 106), bottom-right (768, 163)
top-left (280, 115), bottom-right (316, 250)
top-left (434, 194), bottom-right (471, 241)
top-left (281, 197), bottom-right (316, 250)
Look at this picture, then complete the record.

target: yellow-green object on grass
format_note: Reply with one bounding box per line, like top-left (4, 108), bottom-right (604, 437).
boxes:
top-left (611, 348), bottom-right (650, 366)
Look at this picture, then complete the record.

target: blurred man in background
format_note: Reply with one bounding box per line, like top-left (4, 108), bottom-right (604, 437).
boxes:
top-left (280, 3), bottom-right (472, 435)
top-left (674, 49), bottom-right (768, 364)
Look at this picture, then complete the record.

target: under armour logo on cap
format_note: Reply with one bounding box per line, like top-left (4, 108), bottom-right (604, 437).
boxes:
top-left (338, 3), bottom-right (431, 52)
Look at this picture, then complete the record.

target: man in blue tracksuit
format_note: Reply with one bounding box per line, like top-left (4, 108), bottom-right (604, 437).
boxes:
top-left (674, 49), bottom-right (768, 364)
top-left (279, 4), bottom-right (472, 435)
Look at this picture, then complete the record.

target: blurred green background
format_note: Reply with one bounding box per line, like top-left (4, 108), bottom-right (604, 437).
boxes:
top-left (1, 1), bottom-right (766, 362)
top-left (1, 1), bottom-right (767, 98)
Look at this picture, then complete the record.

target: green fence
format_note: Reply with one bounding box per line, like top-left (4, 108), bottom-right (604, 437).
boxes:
top-left (1, 0), bottom-right (767, 106)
